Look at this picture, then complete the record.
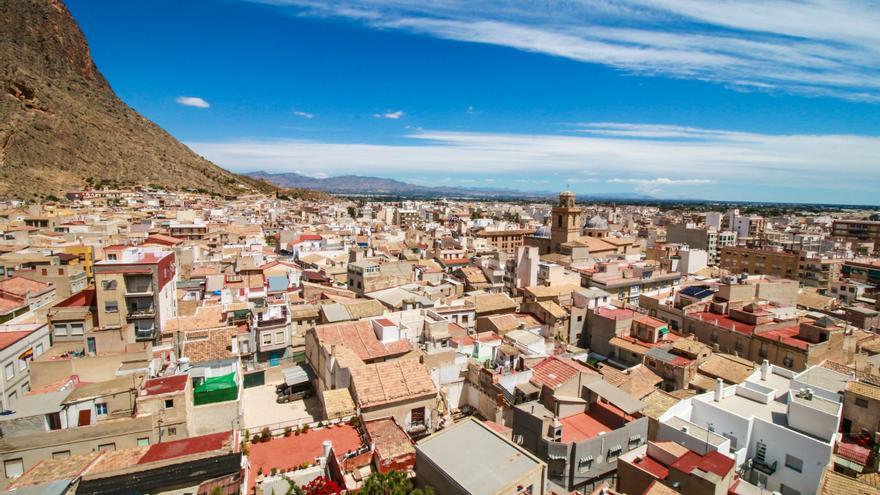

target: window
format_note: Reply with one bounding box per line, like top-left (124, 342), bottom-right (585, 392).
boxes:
top-left (70, 323), bottom-right (84, 336)
top-left (53, 324), bottom-right (68, 337)
top-left (607, 445), bottom-right (622, 460)
top-left (261, 333), bottom-right (272, 346)
top-left (137, 437), bottom-right (150, 447)
top-left (628, 434), bottom-right (642, 448)
top-left (35, 343), bottom-right (43, 356)
top-left (101, 280), bottom-right (117, 290)
top-left (52, 451), bottom-right (70, 460)
top-left (577, 457), bottom-right (594, 473)
top-left (46, 412), bottom-right (62, 430)
top-left (785, 454), bottom-right (803, 473)
top-left (779, 484), bottom-right (800, 495)
top-left (411, 407), bottom-right (426, 427)
top-left (97, 443), bottom-right (116, 452)
top-left (104, 301), bottom-right (118, 313)
top-left (274, 331), bottom-right (285, 344)
top-left (759, 343), bottom-right (769, 358)
top-left (8, 391), bottom-right (16, 404)
top-left (164, 399), bottom-right (174, 409)
top-left (856, 397), bottom-right (870, 408)
top-left (20, 383), bottom-right (28, 395)
top-left (4, 458), bottom-right (23, 479)
top-left (4, 362), bottom-right (14, 380)
top-left (95, 403), bottom-right (108, 416)
top-left (166, 427), bottom-right (177, 437)
top-left (17, 359), bottom-right (26, 371)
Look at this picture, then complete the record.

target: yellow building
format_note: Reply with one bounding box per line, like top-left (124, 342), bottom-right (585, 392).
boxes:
top-left (58, 244), bottom-right (96, 280)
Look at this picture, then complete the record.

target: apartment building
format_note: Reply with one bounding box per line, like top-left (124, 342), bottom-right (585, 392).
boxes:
top-left (719, 246), bottom-right (798, 279)
top-left (657, 364), bottom-right (844, 495)
top-left (666, 223), bottom-right (736, 266)
top-left (393, 208), bottom-right (419, 229)
top-left (415, 418), bottom-right (548, 495)
top-left (346, 260), bottom-right (413, 297)
top-left (832, 219), bottom-right (880, 253)
top-left (513, 374), bottom-right (648, 492)
top-left (581, 262), bottom-right (681, 307)
top-left (798, 254), bottom-right (842, 290)
top-left (0, 323), bottom-right (50, 410)
top-left (93, 247), bottom-right (178, 343)
top-left (474, 228), bottom-right (535, 253)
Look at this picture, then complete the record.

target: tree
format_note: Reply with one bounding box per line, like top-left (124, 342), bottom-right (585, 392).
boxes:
top-left (359, 470), bottom-right (435, 495)
top-left (288, 476), bottom-right (343, 495)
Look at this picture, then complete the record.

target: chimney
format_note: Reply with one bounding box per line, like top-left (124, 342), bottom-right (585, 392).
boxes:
top-left (714, 378), bottom-right (724, 402)
top-left (323, 440), bottom-right (333, 459)
top-left (760, 359), bottom-right (769, 381)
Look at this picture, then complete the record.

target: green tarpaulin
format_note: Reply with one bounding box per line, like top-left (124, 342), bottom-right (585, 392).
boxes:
top-left (193, 372), bottom-right (237, 406)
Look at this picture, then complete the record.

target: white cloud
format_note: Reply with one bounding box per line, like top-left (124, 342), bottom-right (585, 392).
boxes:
top-left (175, 96), bottom-right (210, 108)
top-left (373, 110), bottom-right (405, 119)
top-left (252, 0), bottom-right (880, 101)
top-left (293, 110), bottom-right (315, 118)
top-left (608, 177), bottom-right (715, 194)
top-left (188, 122), bottom-right (880, 199)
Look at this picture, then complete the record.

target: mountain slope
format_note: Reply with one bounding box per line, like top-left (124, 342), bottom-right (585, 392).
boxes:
top-left (246, 171), bottom-right (549, 198)
top-left (0, 0), bottom-right (281, 199)
top-left (247, 171), bottom-right (656, 200)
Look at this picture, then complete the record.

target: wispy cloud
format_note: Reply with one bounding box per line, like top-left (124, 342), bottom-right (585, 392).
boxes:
top-left (608, 177), bottom-right (715, 194)
top-left (175, 96), bottom-right (210, 108)
top-left (293, 110), bottom-right (315, 118)
top-left (373, 110), bottom-right (405, 119)
top-left (187, 122), bottom-right (880, 201)
top-left (252, 0), bottom-right (880, 101)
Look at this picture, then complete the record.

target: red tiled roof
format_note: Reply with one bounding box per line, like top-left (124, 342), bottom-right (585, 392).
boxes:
top-left (530, 356), bottom-right (597, 389)
top-left (138, 431), bottom-right (233, 465)
top-left (140, 375), bottom-right (188, 397)
top-left (247, 425), bottom-right (362, 494)
top-left (631, 455), bottom-right (670, 479)
top-left (689, 312), bottom-right (758, 335)
top-left (838, 441), bottom-right (871, 465)
top-left (560, 412), bottom-right (612, 442)
top-left (0, 276), bottom-right (50, 297)
top-left (316, 320), bottom-right (412, 362)
top-left (0, 330), bottom-right (35, 351)
top-left (671, 450), bottom-right (735, 477)
top-left (755, 326), bottom-right (810, 350)
top-left (54, 288), bottom-right (96, 308)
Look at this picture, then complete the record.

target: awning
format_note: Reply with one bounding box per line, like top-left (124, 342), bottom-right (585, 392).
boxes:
top-left (583, 380), bottom-right (646, 415)
top-left (282, 364), bottom-right (316, 386)
top-left (834, 455), bottom-right (865, 473)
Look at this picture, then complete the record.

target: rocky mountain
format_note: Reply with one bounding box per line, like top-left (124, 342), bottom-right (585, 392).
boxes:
top-left (0, 0), bottom-right (297, 200)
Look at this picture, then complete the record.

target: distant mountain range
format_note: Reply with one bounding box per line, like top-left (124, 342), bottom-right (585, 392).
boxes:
top-left (246, 171), bottom-right (654, 200)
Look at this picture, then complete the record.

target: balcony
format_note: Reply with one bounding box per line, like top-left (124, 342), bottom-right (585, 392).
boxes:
top-left (134, 327), bottom-right (156, 341)
top-left (124, 275), bottom-right (154, 296)
top-left (127, 307), bottom-right (155, 319)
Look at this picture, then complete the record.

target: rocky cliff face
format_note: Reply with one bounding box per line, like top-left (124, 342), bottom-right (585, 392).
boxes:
top-left (0, 0), bottom-right (279, 199)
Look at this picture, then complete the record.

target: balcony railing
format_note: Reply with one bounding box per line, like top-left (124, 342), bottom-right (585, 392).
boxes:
top-left (135, 327), bottom-right (156, 341)
top-left (127, 307), bottom-right (155, 319)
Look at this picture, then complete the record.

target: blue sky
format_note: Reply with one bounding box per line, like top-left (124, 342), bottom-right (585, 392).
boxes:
top-left (66, 0), bottom-right (880, 204)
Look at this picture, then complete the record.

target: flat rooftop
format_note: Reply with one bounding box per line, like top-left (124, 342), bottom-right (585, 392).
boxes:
top-left (417, 418), bottom-right (541, 495)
